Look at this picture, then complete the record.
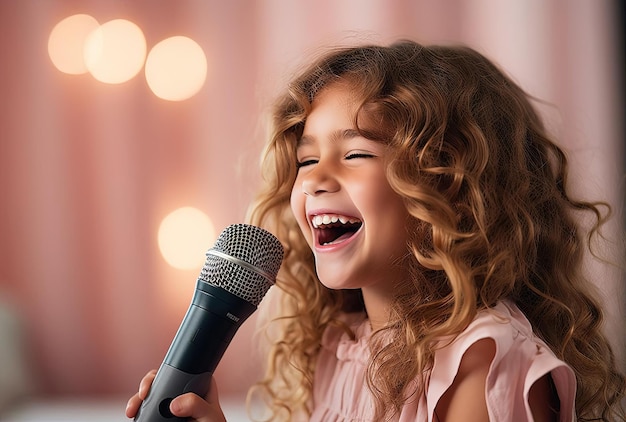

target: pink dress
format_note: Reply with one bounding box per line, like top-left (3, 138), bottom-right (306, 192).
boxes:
top-left (310, 300), bottom-right (576, 421)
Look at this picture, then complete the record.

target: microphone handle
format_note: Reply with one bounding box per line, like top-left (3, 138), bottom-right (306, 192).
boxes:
top-left (134, 364), bottom-right (211, 421)
top-left (134, 281), bottom-right (256, 422)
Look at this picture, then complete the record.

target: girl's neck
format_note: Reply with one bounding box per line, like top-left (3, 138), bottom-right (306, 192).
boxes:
top-left (361, 286), bottom-right (393, 332)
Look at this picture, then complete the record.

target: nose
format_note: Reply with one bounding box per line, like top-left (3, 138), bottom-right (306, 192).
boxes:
top-left (300, 162), bottom-right (340, 196)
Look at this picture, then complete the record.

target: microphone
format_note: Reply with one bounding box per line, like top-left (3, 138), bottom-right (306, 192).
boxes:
top-left (134, 223), bottom-right (284, 421)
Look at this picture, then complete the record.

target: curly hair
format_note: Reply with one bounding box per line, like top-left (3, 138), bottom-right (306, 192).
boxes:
top-left (245, 40), bottom-right (625, 421)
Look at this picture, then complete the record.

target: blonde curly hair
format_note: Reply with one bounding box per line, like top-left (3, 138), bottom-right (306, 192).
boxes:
top-left (246, 40), bottom-right (625, 421)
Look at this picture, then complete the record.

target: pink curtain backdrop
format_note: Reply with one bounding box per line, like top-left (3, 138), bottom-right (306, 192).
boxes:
top-left (0, 0), bottom-right (623, 399)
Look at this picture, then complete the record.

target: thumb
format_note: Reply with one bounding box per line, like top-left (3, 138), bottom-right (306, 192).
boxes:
top-left (169, 377), bottom-right (226, 422)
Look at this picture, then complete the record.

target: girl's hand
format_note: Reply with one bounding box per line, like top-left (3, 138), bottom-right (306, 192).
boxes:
top-left (125, 370), bottom-right (227, 422)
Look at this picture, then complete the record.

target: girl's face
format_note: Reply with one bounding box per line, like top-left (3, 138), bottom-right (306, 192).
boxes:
top-left (290, 82), bottom-right (410, 293)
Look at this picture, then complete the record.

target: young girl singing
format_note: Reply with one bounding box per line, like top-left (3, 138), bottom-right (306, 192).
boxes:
top-left (127, 40), bottom-right (625, 421)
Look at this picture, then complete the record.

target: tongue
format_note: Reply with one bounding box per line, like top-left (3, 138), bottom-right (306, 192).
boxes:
top-left (319, 226), bottom-right (357, 245)
top-left (325, 232), bottom-right (354, 245)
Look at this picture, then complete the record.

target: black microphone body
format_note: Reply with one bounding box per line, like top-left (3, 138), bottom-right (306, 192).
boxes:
top-left (134, 224), bottom-right (283, 422)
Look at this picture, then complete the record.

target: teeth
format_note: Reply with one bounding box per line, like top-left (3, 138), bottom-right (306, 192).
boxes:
top-left (312, 214), bottom-right (360, 228)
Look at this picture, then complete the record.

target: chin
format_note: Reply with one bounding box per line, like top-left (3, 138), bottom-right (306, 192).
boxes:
top-left (316, 269), bottom-right (365, 291)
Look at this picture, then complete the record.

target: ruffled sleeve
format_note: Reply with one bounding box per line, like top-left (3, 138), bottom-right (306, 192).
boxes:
top-left (310, 302), bottom-right (576, 422)
top-left (425, 301), bottom-right (576, 422)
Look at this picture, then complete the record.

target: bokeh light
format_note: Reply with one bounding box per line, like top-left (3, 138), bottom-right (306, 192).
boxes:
top-left (158, 207), bottom-right (216, 270)
top-left (145, 36), bottom-right (207, 101)
top-left (48, 14), bottom-right (100, 75)
top-left (83, 19), bottom-right (147, 84)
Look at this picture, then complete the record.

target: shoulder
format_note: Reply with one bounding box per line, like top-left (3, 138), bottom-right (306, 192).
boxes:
top-left (434, 338), bottom-right (495, 421)
top-left (427, 301), bottom-right (576, 421)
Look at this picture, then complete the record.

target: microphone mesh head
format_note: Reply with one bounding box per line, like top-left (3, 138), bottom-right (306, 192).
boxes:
top-left (198, 224), bottom-right (284, 306)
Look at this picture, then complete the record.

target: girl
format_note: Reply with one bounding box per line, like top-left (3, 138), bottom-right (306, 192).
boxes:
top-left (127, 40), bottom-right (625, 421)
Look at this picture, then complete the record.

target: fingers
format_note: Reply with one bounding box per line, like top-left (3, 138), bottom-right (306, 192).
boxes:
top-left (125, 393), bottom-right (142, 418)
top-left (126, 371), bottom-right (226, 422)
top-left (125, 369), bottom-right (157, 418)
top-left (169, 378), bottom-right (226, 422)
top-left (139, 369), bottom-right (158, 399)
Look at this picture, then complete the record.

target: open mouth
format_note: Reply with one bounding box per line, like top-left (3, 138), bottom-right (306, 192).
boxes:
top-left (311, 214), bottom-right (362, 246)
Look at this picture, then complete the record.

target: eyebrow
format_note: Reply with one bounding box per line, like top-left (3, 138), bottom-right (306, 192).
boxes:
top-left (297, 128), bottom-right (361, 147)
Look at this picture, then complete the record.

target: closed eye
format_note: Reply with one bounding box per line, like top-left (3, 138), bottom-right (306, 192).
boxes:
top-left (296, 159), bottom-right (318, 168)
top-left (345, 152), bottom-right (375, 160)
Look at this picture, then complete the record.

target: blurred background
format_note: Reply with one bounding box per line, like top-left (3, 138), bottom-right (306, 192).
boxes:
top-left (0, 0), bottom-right (624, 420)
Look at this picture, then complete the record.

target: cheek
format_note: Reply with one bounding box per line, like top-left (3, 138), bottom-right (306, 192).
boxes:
top-left (358, 173), bottom-right (401, 209)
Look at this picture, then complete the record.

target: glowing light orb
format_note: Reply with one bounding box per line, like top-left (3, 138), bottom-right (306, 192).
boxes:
top-left (48, 14), bottom-right (100, 74)
top-left (145, 36), bottom-right (207, 101)
top-left (158, 207), bottom-right (216, 270)
top-left (84, 19), bottom-right (147, 84)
